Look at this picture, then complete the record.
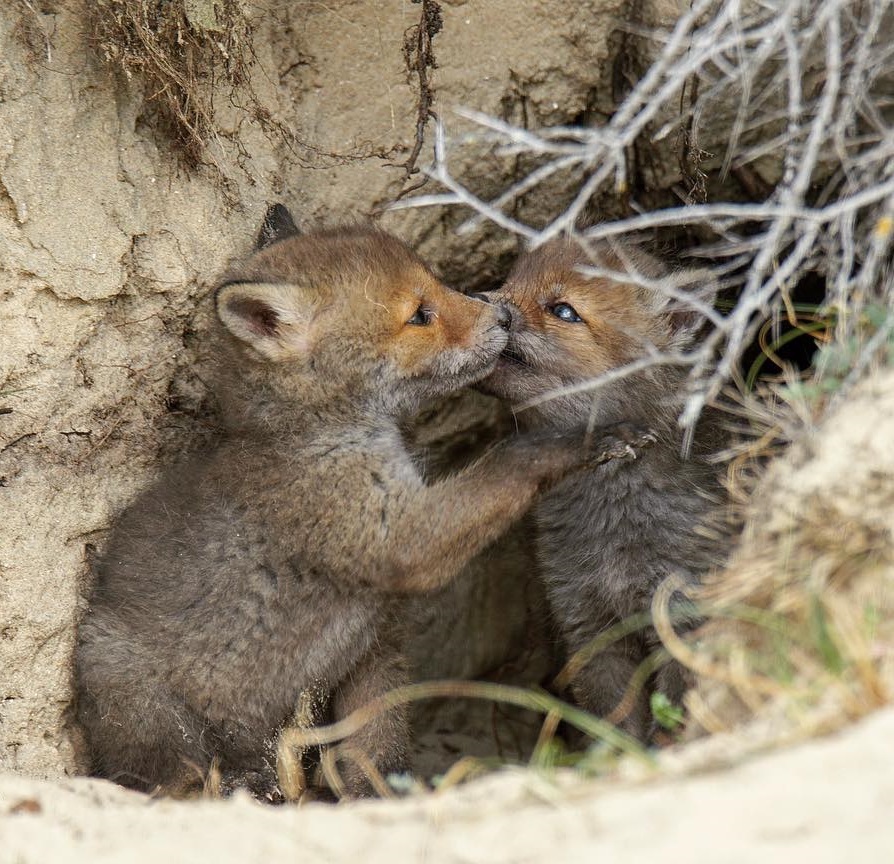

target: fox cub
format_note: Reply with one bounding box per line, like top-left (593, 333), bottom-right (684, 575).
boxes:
top-left (75, 207), bottom-right (653, 798)
top-left (481, 238), bottom-right (725, 740)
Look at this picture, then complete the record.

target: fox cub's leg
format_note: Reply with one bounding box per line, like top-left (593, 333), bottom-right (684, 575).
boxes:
top-left (564, 635), bottom-right (652, 742)
top-left (394, 423), bottom-right (655, 594)
top-left (78, 668), bottom-right (211, 795)
top-left (329, 647), bottom-right (411, 797)
top-left (568, 625), bottom-right (695, 743)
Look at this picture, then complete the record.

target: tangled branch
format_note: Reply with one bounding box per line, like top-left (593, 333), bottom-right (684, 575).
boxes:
top-left (396, 0), bottom-right (894, 429)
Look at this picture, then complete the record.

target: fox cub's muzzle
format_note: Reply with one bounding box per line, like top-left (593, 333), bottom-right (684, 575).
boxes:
top-left (467, 292), bottom-right (512, 331)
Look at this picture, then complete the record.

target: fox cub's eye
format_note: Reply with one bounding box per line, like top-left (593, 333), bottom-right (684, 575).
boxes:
top-left (406, 305), bottom-right (433, 326)
top-left (550, 302), bottom-right (583, 323)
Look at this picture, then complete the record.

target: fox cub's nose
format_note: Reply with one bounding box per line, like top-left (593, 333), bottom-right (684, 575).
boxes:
top-left (469, 292), bottom-right (512, 330)
top-left (494, 304), bottom-right (512, 330)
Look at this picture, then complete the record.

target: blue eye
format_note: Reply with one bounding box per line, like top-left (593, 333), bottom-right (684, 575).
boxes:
top-left (407, 305), bottom-right (433, 326)
top-left (550, 302), bottom-right (583, 323)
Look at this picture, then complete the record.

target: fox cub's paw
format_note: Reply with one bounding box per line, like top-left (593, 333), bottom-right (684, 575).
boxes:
top-left (587, 422), bottom-right (657, 466)
top-left (216, 769), bottom-right (286, 804)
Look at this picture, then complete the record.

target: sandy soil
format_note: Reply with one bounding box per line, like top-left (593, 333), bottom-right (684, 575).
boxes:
top-left (2, 706), bottom-right (892, 863)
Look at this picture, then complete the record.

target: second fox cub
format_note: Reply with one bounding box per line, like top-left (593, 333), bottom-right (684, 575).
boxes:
top-left (481, 238), bottom-right (725, 740)
top-left (76, 206), bottom-right (653, 799)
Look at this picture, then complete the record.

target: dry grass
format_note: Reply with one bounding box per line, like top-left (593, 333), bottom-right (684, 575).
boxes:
top-left (275, 679), bottom-right (654, 800)
top-left (679, 492), bottom-right (894, 740)
top-left (88, 0), bottom-right (255, 169)
top-left (85, 0), bottom-right (364, 192)
top-left (648, 363), bottom-right (894, 744)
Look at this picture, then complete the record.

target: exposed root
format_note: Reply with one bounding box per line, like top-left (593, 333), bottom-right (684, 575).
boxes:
top-left (392, 0), bottom-right (443, 198)
top-left (86, 0), bottom-right (365, 192)
top-left (88, 0), bottom-right (254, 170)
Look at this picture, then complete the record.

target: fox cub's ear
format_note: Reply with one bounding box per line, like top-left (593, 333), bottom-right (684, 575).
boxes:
top-left (216, 282), bottom-right (314, 361)
top-left (256, 204), bottom-right (300, 251)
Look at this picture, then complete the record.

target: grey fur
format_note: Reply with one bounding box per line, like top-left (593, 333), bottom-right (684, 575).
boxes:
top-left (75, 213), bottom-right (654, 797)
top-left (480, 238), bottom-right (726, 740)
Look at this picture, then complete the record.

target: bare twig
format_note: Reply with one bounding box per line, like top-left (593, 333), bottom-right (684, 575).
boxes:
top-left (394, 0), bottom-right (894, 430)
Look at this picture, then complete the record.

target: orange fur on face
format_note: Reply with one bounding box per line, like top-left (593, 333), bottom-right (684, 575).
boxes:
top-left (494, 239), bottom-right (673, 384)
top-left (218, 225), bottom-right (508, 413)
top-left (375, 264), bottom-right (499, 377)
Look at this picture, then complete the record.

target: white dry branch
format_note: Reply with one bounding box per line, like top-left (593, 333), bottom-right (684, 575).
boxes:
top-left (395, 0), bottom-right (894, 432)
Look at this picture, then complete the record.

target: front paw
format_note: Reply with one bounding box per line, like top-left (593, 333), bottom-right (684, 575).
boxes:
top-left (586, 422), bottom-right (657, 467)
top-left (217, 769), bottom-right (285, 804)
